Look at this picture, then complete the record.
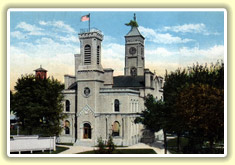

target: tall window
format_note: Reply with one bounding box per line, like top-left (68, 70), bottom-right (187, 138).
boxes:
top-left (114, 99), bottom-right (120, 112)
top-left (112, 121), bottom-right (120, 136)
top-left (84, 44), bottom-right (91, 64)
top-left (97, 46), bottom-right (100, 64)
top-left (65, 100), bottom-right (70, 112)
top-left (65, 120), bottom-right (70, 135)
top-left (83, 123), bottom-right (91, 139)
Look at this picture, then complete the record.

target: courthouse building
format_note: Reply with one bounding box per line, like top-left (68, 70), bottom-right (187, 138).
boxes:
top-left (58, 15), bottom-right (164, 146)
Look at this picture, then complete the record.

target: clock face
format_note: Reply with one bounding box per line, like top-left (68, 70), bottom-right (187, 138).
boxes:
top-left (129, 47), bottom-right (136, 55)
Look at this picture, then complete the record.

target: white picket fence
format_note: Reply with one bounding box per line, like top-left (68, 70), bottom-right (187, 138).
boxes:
top-left (10, 135), bottom-right (56, 154)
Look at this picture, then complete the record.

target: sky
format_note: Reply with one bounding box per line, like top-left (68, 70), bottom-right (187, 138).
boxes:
top-left (9, 9), bottom-right (225, 91)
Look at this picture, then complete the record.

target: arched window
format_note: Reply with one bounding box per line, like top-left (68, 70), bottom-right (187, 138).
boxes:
top-left (83, 123), bottom-right (91, 139)
top-left (130, 67), bottom-right (137, 76)
top-left (112, 121), bottom-right (120, 136)
top-left (84, 44), bottom-right (91, 64)
top-left (114, 99), bottom-right (120, 112)
top-left (65, 100), bottom-right (70, 112)
top-left (97, 46), bottom-right (100, 64)
top-left (65, 120), bottom-right (70, 134)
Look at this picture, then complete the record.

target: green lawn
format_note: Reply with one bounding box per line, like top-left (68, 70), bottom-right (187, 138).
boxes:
top-left (10, 146), bottom-right (69, 154)
top-left (56, 142), bottom-right (74, 146)
top-left (167, 137), bottom-right (189, 154)
top-left (167, 137), bottom-right (224, 154)
top-left (78, 149), bottom-right (157, 154)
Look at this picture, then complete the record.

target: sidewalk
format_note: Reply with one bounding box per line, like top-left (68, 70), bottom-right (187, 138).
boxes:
top-left (126, 141), bottom-right (171, 154)
top-left (58, 141), bottom-right (171, 154)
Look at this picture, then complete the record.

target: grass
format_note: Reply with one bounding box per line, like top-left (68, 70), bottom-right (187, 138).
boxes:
top-left (78, 149), bottom-right (157, 154)
top-left (167, 137), bottom-right (224, 154)
top-left (56, 143), bottom-right (74, 146)
top-left (10, 146), bottom-right (69, 154)
top-left (167, 137), bottom-right (189, 154)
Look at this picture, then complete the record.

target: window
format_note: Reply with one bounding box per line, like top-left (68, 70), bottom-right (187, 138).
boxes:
top-left (65, 100), bottom-right (70, 112)
top-left (130, 67), bottom-right (137, 76)
top-left (84, 44), bottom-right (91, 64)
top-left (83, 123), bottom-right (91, 139)
top-left (97, 46), bottom-right (100, 64)
top-left (112, 121), bottom-right (120, 137)
top-left (65, 120), bottom-right (70, 134)
top-left (150, 75), bottom-right (153, 88)
top-left (114, 99), bottom-right (120, 112)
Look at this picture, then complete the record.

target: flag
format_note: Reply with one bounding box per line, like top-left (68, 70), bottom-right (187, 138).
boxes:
top-left (81, 14), bottom-right (90, 22)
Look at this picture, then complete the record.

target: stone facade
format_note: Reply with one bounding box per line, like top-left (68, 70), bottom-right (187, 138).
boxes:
top-left (58, 18), bottom-right (164, 146)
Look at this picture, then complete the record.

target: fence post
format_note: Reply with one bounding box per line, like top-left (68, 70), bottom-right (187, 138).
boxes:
top-left (53, 136), bottom-right (56, 151)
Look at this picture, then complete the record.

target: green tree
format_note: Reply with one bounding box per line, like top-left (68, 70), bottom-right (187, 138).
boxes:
top-left (163, 69), bottom-right (189, 151)
top-left (11, 74), bottom-right (66, 136)
top-left (176, 83), bottom-right (224, 151)
top-left (163, 61), bottom-right (224, 153)
top-left (107, 135), bottom-right (116, 154)
top-left (138, 61), bottom-right (224, 154)
top-left (96, 137), bottom-right (106, 154)
top-left (135, 94), bottom-right (169, 154)
top-left (10, 90), bottom-right (14, 113)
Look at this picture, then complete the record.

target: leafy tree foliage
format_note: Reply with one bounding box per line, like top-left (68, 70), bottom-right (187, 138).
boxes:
top-left (95, 135), bottom-right (116, 154)
top-left (164, 61), bottom-right (224, 153)
top-left (137, 61), bottom-right (224, 154)
top-left (10, 91), bottom-right (14, 113)
top-left (176, 83), bottom-right (224, 150)
top-left (11, 74), bottom-right (66, 136)
top-left (135, 94), bottom-right (169, 153)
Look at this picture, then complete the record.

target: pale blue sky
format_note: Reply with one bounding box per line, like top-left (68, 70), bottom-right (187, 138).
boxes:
top-left (9, 9), bottom-right (225, 90)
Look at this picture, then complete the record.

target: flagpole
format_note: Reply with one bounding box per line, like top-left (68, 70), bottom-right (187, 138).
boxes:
top-left (89, 13), bottom-right (90, 32)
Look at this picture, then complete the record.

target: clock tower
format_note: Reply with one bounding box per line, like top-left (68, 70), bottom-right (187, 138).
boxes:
top-left (124, 14), bottom-right (145, 76)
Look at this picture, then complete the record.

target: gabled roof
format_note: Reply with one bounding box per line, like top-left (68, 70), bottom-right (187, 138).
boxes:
top-left (113, 76), bottom-right (145, 88)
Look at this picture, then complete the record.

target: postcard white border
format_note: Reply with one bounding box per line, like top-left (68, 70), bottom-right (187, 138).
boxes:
top-left (7, 8), bottom-right (227, 158)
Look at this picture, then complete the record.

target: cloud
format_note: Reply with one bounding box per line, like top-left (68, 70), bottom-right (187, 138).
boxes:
top-left (39, 20), bottom-right (76, 34)
top-left (10, 35), bottom-right (81, 90)
top-left (143, 44), bottom-right (224, 77)
top-left (102, 43), bottom-right (125, 60)
top-left (139, 26), bottom-right (194, 44)
top-left (146, 47), bottom-right (175, 57)
top-left (160, 23), bottom-right (220, 35)
top-left (16, 22), bottom-right (45, 36)
top-left (163, 23), bottom-right (206, 33)
top-left (178, 45), bottom-right (224, 60)
top-left (57, 35), bottom-right (79, 43)
top-left (11, 31), bottom-right (25, 39)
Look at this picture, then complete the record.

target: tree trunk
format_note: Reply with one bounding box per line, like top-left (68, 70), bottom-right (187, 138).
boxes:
top-left (164, 130), bottom-right (167, 154)
top-left (209, 139), bottom-right (214, 150)
top-left (177, 133), bottom-right (181, 152)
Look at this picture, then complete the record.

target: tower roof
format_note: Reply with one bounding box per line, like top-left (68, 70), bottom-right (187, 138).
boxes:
top-left (34, 65), bottom-right (47, 72)
top-left (125, 26), bottom-right (144, 37)
top-left (125, 13), bottom-right (144, 39)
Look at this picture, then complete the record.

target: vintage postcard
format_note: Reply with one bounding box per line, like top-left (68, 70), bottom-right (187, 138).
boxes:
top-left (7, 8), bottom-right (227, 157)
